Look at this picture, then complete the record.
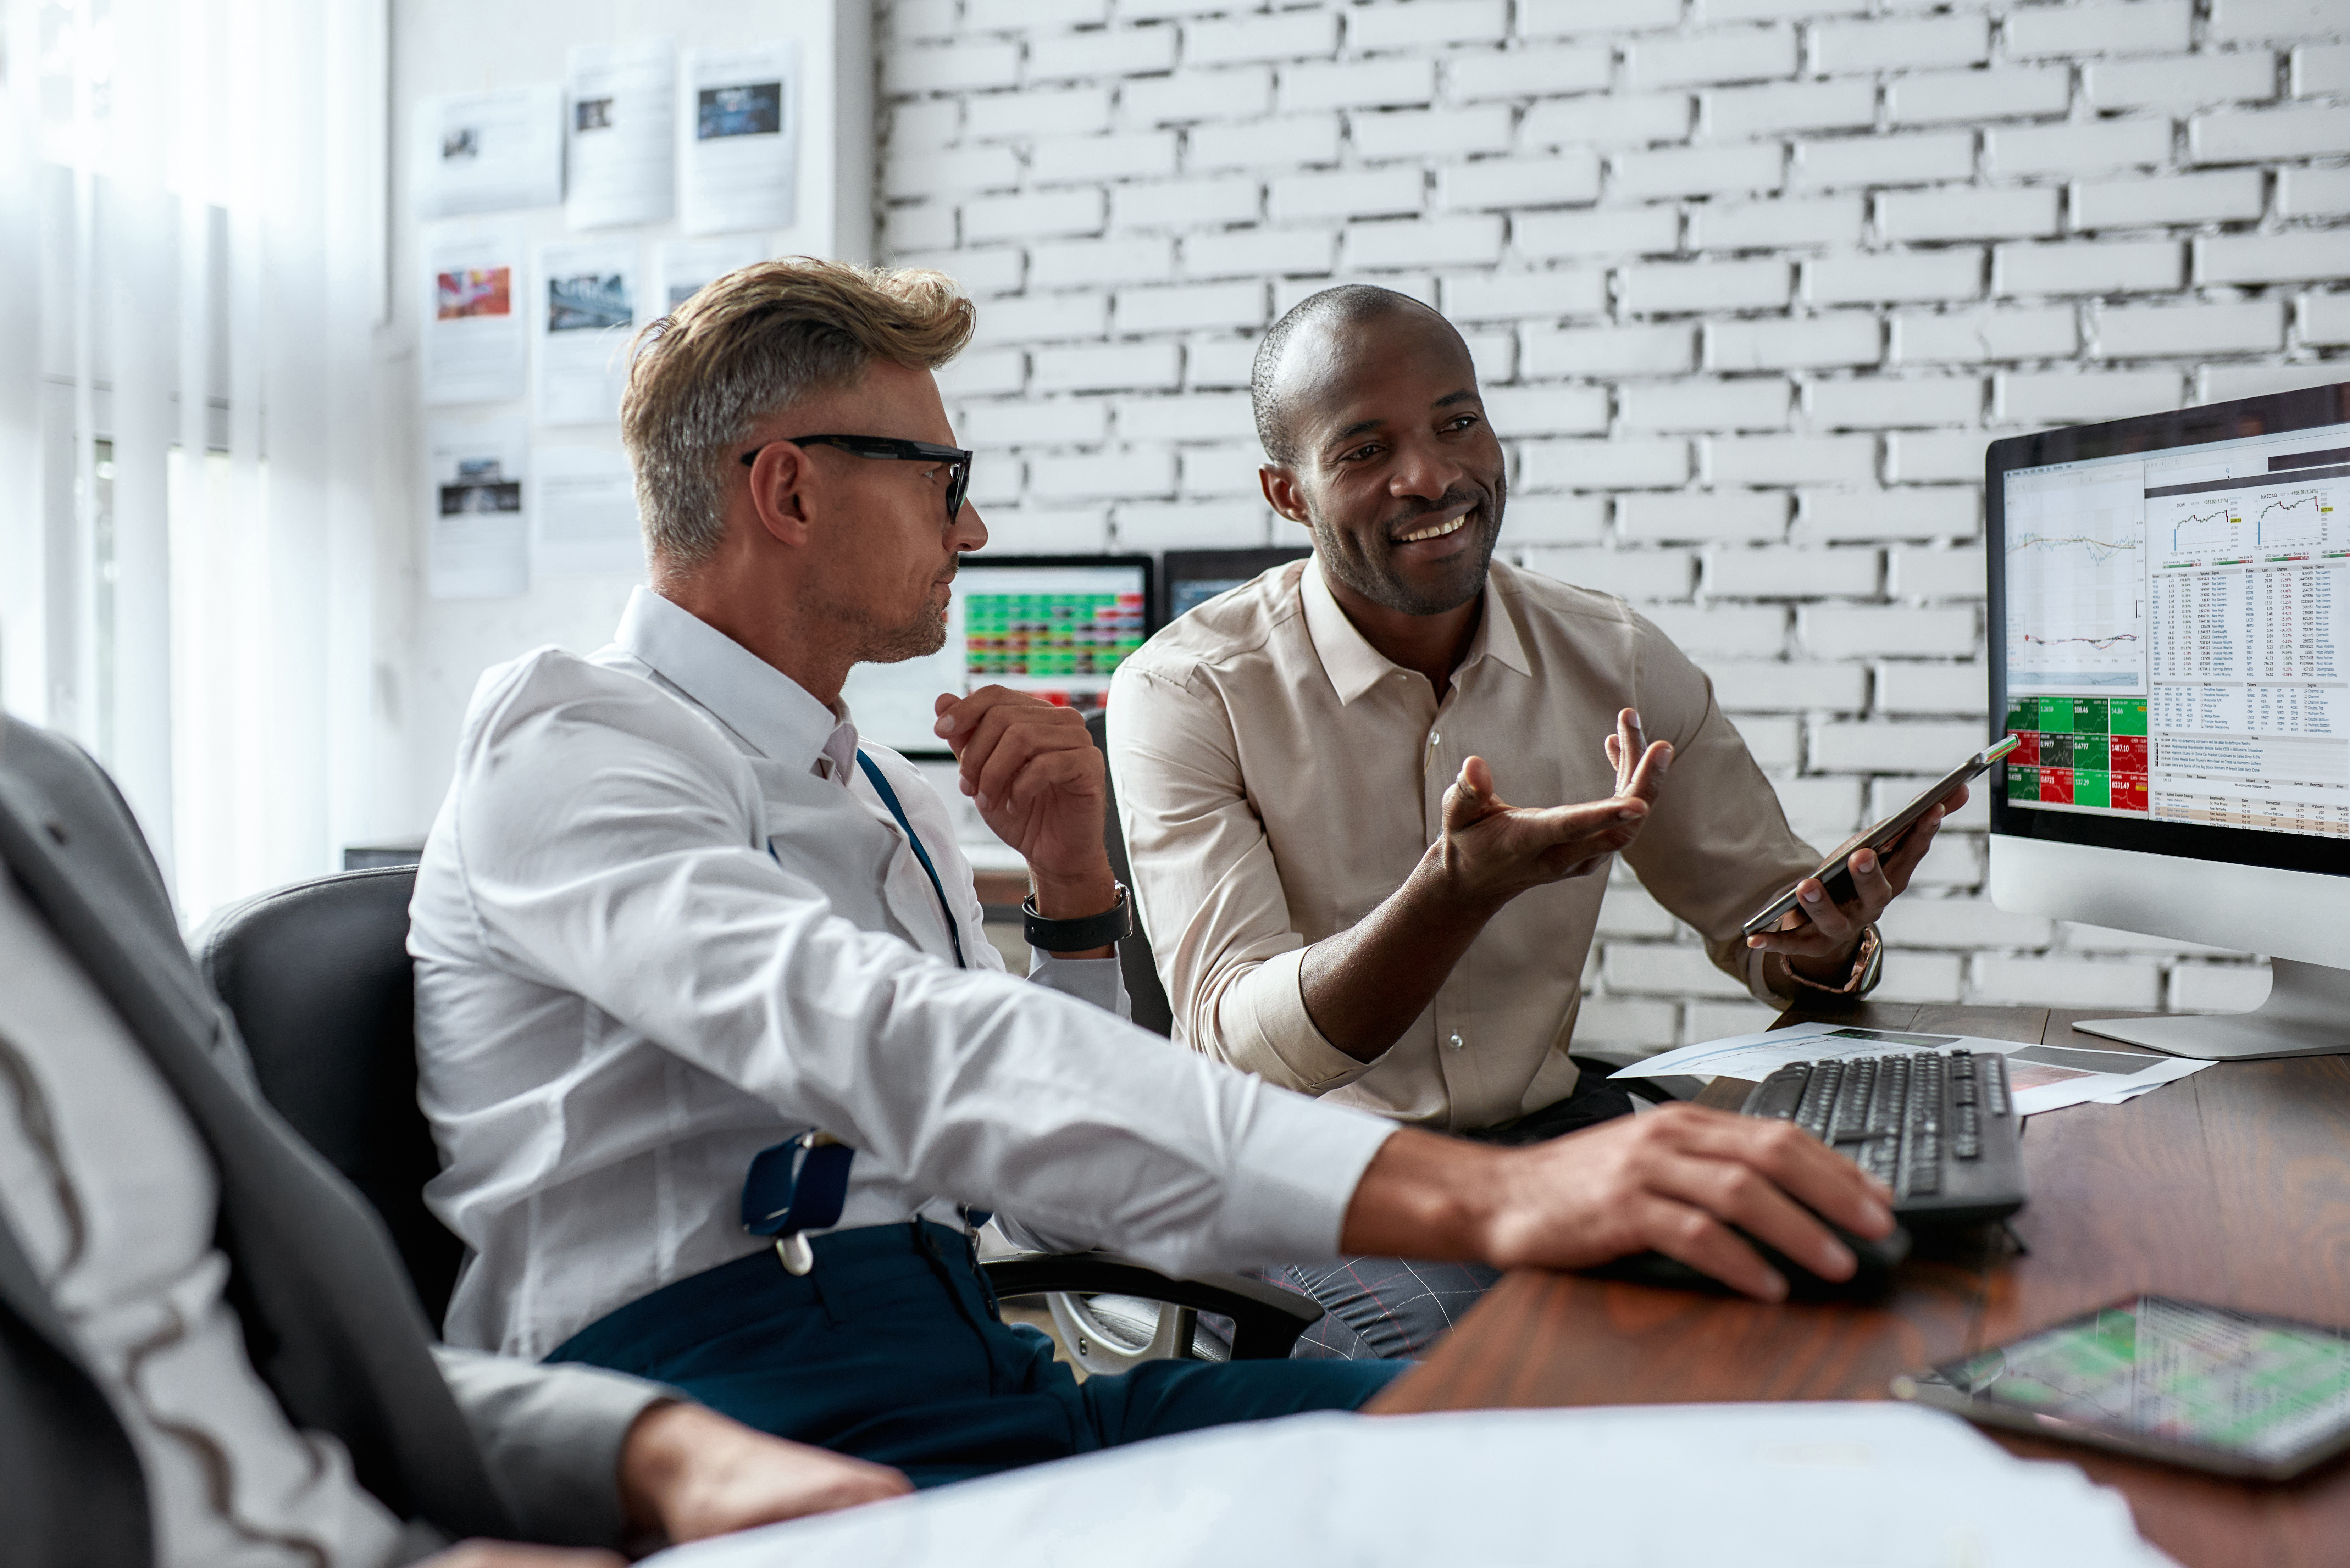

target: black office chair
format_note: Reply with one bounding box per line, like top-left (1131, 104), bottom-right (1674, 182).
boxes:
top-left (193, 865), bottom-right (1320, 1359)
top-left (1085, 710), bottom-right (1172, 1038)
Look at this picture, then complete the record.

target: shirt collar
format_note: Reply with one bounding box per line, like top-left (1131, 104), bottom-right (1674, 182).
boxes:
top-left (614, 587), bottom-right (851, 773)
top-left (1298, 557), bottom-right (1531, 705)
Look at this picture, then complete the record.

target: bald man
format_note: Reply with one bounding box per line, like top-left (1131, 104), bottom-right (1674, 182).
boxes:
top-left (1107, 286), bottom-right (1964, 1359)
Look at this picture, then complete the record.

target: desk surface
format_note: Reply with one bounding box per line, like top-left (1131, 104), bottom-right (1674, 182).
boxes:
top-left (1368, 1002), bottom-right (2350, 1568)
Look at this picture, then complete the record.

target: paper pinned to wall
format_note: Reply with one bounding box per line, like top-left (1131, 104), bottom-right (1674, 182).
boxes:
top-left (414, 85), bottom-right (562, 219)
top-left (534, 444), bottom-right (644, 578)
top-left (656, 234), bottom-right (770, 314)
top-left (566, 39), bottom-right (676, 230)
top-left (679, 41), bottom-right (799, 237)
top-left (536, 238), bottom-right (641, 428)
top-left (422, 217), bottom-right (529, 406)
top-left (428, 417), bottom-right (531, 600)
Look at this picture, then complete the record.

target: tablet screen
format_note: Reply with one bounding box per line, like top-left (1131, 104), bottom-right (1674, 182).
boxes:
top-left (1912, 1296), bottom-right (2350, 1472)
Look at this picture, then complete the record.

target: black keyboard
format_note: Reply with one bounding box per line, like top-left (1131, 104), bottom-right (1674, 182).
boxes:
top-left (1739, 1050), bottom-right (2027, 1226)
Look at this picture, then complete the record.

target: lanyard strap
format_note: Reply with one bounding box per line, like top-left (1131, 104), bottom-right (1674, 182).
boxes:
top-left (855, 751), bottom-right (966, 969)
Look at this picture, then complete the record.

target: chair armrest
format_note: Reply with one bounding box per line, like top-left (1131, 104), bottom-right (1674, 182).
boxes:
top-left (981, 1252), bottom-right (1323, 1361)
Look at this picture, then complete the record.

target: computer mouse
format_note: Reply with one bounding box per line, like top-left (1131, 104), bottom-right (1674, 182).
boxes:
top-left (1583, 1214), bottom-right (1910, 1301)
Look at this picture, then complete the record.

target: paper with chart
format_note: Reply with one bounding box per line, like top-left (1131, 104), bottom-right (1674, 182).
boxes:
top-left (536, 238), bottom-right (640, 427)
top-left (566, 39), bottom-right (676, 230)
top-left (414, 85), bottom-right (562, 218)
top-left (657, 235), bottom-right (769, 313)
top-left (428, 417), bottom-right (529, 599)
top-left (421, 218), bottom-right (528, 405)
top-left (533, 444), bottom-right (644, 577)
top-left (1614, 1020), bottom-right (2210, 1117)
top-left (680, 41), bottom-right (799, 235)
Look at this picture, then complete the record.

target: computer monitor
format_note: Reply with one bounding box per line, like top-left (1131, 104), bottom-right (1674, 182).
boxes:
top-left (1160, 546), bottom-right (1312, 625)
top-left (840, 554), bottom-right (1154, 758)
top-left (1989, 380), bottom-right (2350, 1059)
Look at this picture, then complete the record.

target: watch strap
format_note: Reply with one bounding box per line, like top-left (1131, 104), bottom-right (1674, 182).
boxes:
top-left (1788, 924), bottom-right (1884, 997)
top-left (1022, 882), bottom-right (1134, 952)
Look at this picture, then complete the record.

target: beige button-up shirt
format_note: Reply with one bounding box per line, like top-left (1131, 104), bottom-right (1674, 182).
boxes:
top-left (1108, 557), bottom-right (1827, 1133)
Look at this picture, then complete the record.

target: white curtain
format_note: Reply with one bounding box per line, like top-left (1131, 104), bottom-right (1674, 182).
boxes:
top-left (0, 0), bottom-right (386, 925)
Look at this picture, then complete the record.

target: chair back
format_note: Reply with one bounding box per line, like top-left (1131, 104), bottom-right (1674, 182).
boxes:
top-left (1086, 711), bottom-right (1174, 1037)
top-left (194, 865), bottom-right (464, 1322)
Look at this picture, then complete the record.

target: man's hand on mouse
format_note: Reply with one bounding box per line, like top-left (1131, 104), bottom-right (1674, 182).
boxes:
top-left (1435, 708), bottom-right (1673, 916)
top-left (1744, 783), bottom-right (1971, 985)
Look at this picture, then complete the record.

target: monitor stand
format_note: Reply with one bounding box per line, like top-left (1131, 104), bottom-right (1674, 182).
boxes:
top-left (2075, 958), bottom-right (2350, 1060)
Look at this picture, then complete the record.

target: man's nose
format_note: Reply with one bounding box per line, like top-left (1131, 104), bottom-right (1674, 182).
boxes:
top-left (954, 500), bottom-right (988, 552)
top-left (1388, 437), bottom-right (1462, 500)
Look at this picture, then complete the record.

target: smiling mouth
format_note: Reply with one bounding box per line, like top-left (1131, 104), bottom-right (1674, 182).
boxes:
top-left (1394, 510), bottom-right (1471, 545)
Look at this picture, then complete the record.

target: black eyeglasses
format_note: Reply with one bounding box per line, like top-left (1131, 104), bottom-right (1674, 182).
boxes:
top-left (739, 434), bottom-right (973, 524)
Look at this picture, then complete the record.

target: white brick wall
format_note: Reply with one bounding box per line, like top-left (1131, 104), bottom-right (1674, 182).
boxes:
top-left (879, 0), bottom-right (2350, 1052)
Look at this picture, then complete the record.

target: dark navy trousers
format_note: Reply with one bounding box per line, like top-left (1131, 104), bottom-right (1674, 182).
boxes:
top-left (549, 1220), bottom-right (1401, 1488)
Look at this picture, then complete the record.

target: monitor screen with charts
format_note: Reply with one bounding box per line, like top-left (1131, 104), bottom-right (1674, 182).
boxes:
top-left (1992, 384), bottom-right (2350, 878)
top-left (1160, 546), bottom-right (1312, 625)
top-left (839, 555), bottom-right (1153, 758)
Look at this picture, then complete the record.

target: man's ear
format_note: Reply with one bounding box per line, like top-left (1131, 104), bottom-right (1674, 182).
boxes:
top-left (743, 442), bottom-right (816, 547)
top-left (1259, 465), bottom-right (1310, 524)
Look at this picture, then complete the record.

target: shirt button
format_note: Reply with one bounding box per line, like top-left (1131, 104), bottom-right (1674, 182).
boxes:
top-left (1447, 1032), bottom-right (1464, 1052)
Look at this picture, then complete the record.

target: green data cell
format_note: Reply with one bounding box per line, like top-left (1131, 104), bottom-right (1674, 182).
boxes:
top-left (2070, 697), bottom-right (2109, 734)
top-left (2072, 733), bottom-right (2109, 770)
top-left (2009, 766), bottom-right (2040, 801)
top-left (2074, 769), bottom-right (2112, 808)
top-left (2109, 697), bottom-right (2148, 737)
top-left (2005, 701), bottom-right (2035, 734)
top-left (2036, 696), bottom-right (2075, 733)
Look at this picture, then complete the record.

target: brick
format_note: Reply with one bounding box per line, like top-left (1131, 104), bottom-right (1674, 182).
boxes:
top-left (2210, 0), bottom-right (2345, 42)
top-left (889, 98), bottom-right (961, 150)
top-left (1268, 167), bottom-right (1425, 222)
top-left (1622, 379), bottom-right (1791, 432)
top-left (1874, 660), bottom-right (1986, 711)
top-left (1466, 329), bottom-right (1518, 384)
top-left (1879, 896), bottom-right (2052, 951)
top-left (964, 188), bottom-right (1105, 244)
top-left (1032, 341), bottom-right (1184, 393)
top-left (968, 0), bottom-right (1102, 25)
top-left (1185, 337), bottom-right (1259, 388)
top-left (959, 397), bottom-right (1111, 446)
top-left (1705, 0), bottom-right (1868, 20)
top-left (1622, 258), bottom-right (1791, 313)
top-left (1179, 444), bottom-right (1262, 497)
top-left (970, 291), bottom-right (1109, 346)
top-left (1114, 394), bottom-right (1254, 444)
top-left (1871, 951), bottom-right (1967, 1006)
top-left (1994, 239), bottom-right (2184, 296)
top-left (2170, 963), bottom-right (2273, 1012)
top-left (1629, 27), bottom-right (1797, 90)
top-left (1890, 67), bottom-right (2073, 128)
top-left (1884, 433), bottom-right (1990, 484)
top-left (1804, 486), bottom-right (1979, 540)
top-left (2197, 362), bottom-right (2350, 403)
top-left (1813, 14), bottom-right (1989, 74)
top-left (2096, 299), bottom-right (2286, 359)
top-left (2061, 921), bottom-right (2244, 957)
top-left (1572, 995), bottom-right (1680, 1050)
top-left (1124, 69), bottom-right (1273, 127)
top-left (1185, 11), bottom-right (1339, 67)
top-left (2196, 231), bottom-right (2350, 286)
top-left (1891, 305), bottom-right (2080, 363)
top-left (1703, 79), bottom-right (1874, 141)
top-left (2306, 293), bottom-right (2350, 347)
top-left (1447, 44), bottom-right (1614, 101)
top-left (1989, 118), bottom-right (2173, 178)
top-left (1593, 883), bottom-right (1679, 939)
top-left (1515, 205), bottom-right (1683, 258)
top-left (886, 145), bottom-right (1021, 198)
top-left (1343, 216), bottom-right (1507, 269)
top-left (1502, 494), bottom-right (1608, 542)
top-left (1807, 250), bottom-right (1984, 306)
top-left (1708, 313), bottom-right (1880, 372)
top-left (1519, 437), bottom-right (1694, 489)
top-left (882, 202), bottom-right (958, 253)
top-left (971, 453), bottom-right (1028, 508)
top-left (899, 246), bottom-right (1025, 295)
top-left (887, 41), bottom-right (1022, 94)
top-left (1355, 105), bottom-right (1516, 161)
top-left (1349, 0), bottom-right (1511, 50)
top-left (1996, 368), bottom-right (2183, 423)
top-left (886, 0), bottom-right (957, 42)
top-left (1032, 131), bottom-right (1180, 185)
top-left (1525, 322), bottom-right (1696, 376)
top-left (1712, 434), bottom-right (1878, 485)
top-left (1705, 659), bottom-right (1870, 710)
top-left (1443, 269), bottom-right (1608, 321)
top-left (1747, 716), bottom-right (1814, 770)
top-left (1794, 132), bottom-right (1977, 190)
top-left (1908, 830), bottom-right (1984, 890)
top-left (1702, 543), bottom-right (1878, 597)
top-left (1110, 176), bottom-right (1263, 231)
top-left (2003, 1), bottom-right (2193, 60)
top-left (1487, 384), bottom-right (1613, 434)
top-left (1522, 93), bottom-right (1694, 148)
top-left (1604, 943), bottom-right (1751, 999)
top-left (1273, 273), bottom-right (1437, 315)
top-left (1690, 195), bottom-right (1865, 252)
top-left (2193, 103), bottom-right (2350, 162)
top-left (1972, 955), bottom-right (2158, 1009)
top-left (1880, 186), bottom-right (2060, 243)
top-left (1030, 235), bottom-right (1175, 287)
top-left (2295, 43), bottom-right (2350, 97)
top-left (967, 86), bottom-right (1113, 141)
top-left (1521, 545), bottom-right (1697, 599)
top-left (1110, 500), bottom-right (1272, 549)
top-left (1439, 154), bottom-right (1604, 210)
top-left (1812, 716), bottom-right (1984, 764)
top-left (1181, 227), bottom-right (1338, 279)
top-left (1029, 447), bottom-right (1175, 501)
top-left (1283, 57), bottom-right (1437, 113)
top-left (2074, 169), bottom-right (2265, 231)
top-left (934, 347), bottom-right (1026, 399)
top-left (2085, 51), bottom-right (2277, 110)
top-left (2279, 165), bottom-right (2350, 218)
top-left (1518, 0), bottom-right (1686, 34)
top-left (1680, 998), bottom-right (1786, 1039)
top-left (1619, 488), bottom-right (1790, 539)
top-left (976, 507), bottom-right (1113, 554)
top-left (1033, 24), bottom-right (1180, 81)
top-left (1807, 376), bottom-right (1982, 428)
top-left (1641, 603), bottom-right (1791, 656)
top-left (1112, 280), bottom-right (1268, 335)
top-left (1188, 115), bottom-right (1343, 170)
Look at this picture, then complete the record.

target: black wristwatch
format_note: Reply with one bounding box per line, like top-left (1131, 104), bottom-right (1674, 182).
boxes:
top-left (1022, 882), bottom-right (1135, 952)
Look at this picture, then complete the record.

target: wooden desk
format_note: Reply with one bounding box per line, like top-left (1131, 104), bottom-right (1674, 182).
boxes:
top-left (1370, 1002), bottom-right (2350, 1568)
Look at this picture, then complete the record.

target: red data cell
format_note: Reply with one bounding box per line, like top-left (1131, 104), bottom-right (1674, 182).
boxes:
top-left (2110, 734), bottom-right (2147, 773)
top-left (2112, 776), bottom-right (2149, 813)
top-left (2040, 767), bottom-right (2075, 805)
top-left (2009, 729), bottom-right (2041, 767)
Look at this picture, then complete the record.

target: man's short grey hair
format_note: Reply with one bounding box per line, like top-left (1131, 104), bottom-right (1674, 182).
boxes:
top-left (620, 257), bottom-right (975, 567)
top-left (1250, 284), bottom-right (1451, 467)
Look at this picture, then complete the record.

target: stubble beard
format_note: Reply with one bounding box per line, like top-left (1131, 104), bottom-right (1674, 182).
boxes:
top-left (1313, 479), bottom-right (1507, 618)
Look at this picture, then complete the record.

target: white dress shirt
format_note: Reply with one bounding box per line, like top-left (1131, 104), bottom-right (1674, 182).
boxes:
top-left (0, 867), bottom-right (404, 1568)
top-left (411, 587), bottom-right (1396, 1359)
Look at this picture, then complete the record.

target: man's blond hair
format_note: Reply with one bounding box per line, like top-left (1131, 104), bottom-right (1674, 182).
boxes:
top-left (621, 257), bottom-right (975, 566)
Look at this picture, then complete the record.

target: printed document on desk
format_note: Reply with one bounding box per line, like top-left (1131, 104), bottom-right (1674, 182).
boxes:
top-left (1615, 1019), bottom-right (2212, 1117)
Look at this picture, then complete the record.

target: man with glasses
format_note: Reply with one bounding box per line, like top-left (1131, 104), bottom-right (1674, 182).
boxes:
top-left (407, 260), bottom-right (1892, 1486)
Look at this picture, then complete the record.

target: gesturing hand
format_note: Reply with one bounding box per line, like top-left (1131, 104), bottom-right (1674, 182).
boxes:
top-left (1436, 708), bottom-right (1673, 915)
top-left (932, 686), bottom-right (1118, 931)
